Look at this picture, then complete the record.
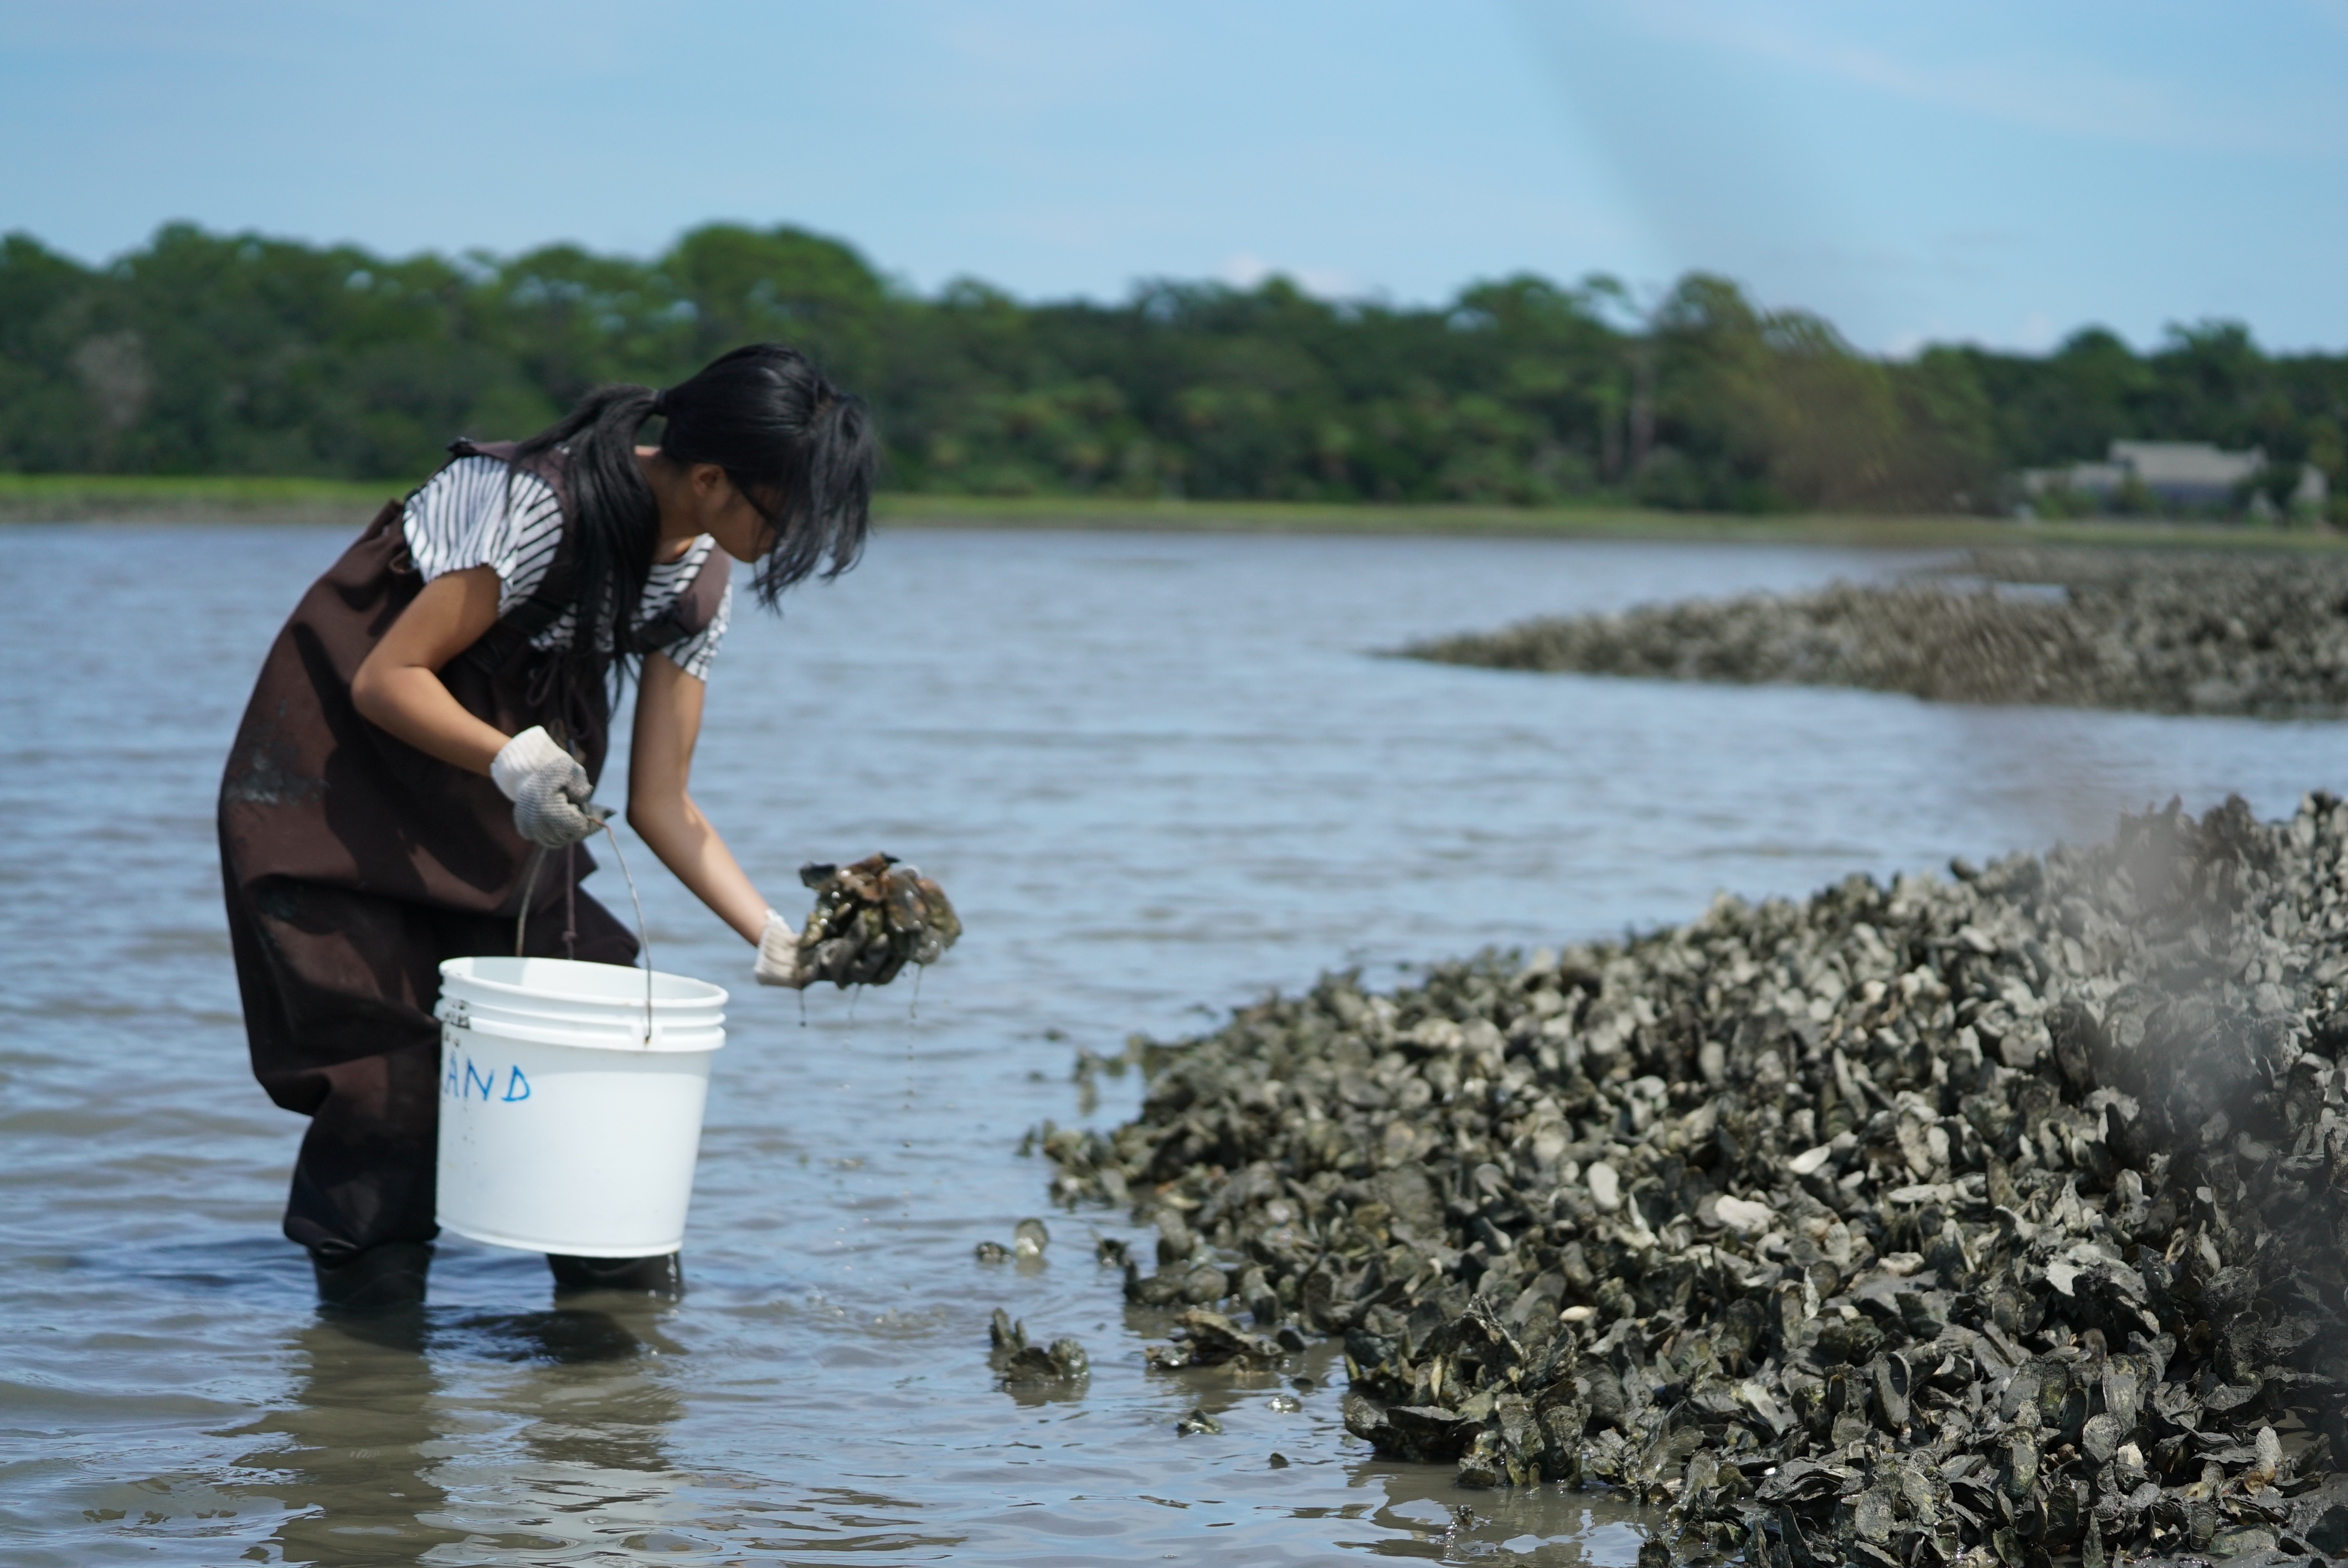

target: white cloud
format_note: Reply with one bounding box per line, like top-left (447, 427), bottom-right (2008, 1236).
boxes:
top-left (1217, 252), bottom-right (1363, 300)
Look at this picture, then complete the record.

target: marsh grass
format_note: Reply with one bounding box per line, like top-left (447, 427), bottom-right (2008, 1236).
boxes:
top-left (6, 473), bottom-right (2344, 552)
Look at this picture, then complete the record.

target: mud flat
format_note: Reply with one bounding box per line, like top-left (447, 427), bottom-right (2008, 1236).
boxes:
top-left (1407, 548), bottom-right (2348, 720)
top-left (1043, 797), bottom-right (2348, 1564)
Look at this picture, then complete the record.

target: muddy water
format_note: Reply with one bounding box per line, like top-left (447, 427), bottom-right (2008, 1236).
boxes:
top-left (3, 523), bottom-right (2339, 1566)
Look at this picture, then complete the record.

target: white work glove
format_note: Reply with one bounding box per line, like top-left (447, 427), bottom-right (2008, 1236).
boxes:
top-left (754, 907), bottom-right (807, 987)
top-left (491, 725), bottom-right (608, 849)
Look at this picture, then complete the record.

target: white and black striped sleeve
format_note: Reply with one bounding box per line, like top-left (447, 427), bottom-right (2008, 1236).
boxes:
top-left (661, 574), bottom-right (733, 682)
top-left (400, 456), bottom-right (564, 613)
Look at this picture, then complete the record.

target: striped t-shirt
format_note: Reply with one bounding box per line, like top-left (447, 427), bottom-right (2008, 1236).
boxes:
top-left (400, 456), bottom-right (732, 680)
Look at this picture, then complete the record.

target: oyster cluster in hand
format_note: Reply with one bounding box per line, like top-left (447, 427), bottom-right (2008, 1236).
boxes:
top-left (784, 852), bottom-right (961, 990)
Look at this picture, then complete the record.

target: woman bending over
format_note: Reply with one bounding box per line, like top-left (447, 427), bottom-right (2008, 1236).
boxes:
top-left (218, 344), bottom-right (873, 1311)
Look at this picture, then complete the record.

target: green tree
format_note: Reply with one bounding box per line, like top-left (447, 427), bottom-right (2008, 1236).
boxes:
top-left (3, 220), bottom-right (2344, 518)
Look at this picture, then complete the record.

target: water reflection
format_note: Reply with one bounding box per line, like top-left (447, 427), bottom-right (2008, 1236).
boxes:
top-left (439, 1304), bottom-right (694, 1562)
top-left (998, 1369), bottom-right (1092, 1410)
top-left (233, 1312), bottom-right (464, 1566)
top-left (234, 1304), bottom-right (688, 1565)
top-left (1353, 1467), bottom-right (1655, 1564)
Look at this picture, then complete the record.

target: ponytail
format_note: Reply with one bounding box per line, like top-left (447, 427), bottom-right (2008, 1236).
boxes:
top-left (510, 383), bottom-right (662, 700)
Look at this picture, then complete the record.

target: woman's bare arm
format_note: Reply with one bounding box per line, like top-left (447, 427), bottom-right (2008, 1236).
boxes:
top-left (627, 649), bottom-right (770, 943)
top-left (350, 565), bottom-right (511, 772)
top-left (354, 572), bottom-right (764, 939)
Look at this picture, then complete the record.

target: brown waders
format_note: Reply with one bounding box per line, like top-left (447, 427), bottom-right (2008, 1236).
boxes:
top-left (218, 442), bottom-right (725, 1307)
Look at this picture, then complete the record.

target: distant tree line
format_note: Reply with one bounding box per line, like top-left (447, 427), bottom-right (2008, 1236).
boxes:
top-left (3, 221), bottom-right (2343, 517)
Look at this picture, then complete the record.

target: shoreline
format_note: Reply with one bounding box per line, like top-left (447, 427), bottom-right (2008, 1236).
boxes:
top-left (2, 476), bottom-right (2345, 552)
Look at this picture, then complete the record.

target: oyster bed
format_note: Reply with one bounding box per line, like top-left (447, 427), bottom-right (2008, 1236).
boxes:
top-left (1405, 548), bottom-right (2348, 719)
top-left (1041, 797), bottom-right (2348, 1564)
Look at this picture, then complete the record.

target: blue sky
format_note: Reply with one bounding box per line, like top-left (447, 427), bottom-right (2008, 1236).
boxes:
top-left (3, 1), bottom-right (2342, 353)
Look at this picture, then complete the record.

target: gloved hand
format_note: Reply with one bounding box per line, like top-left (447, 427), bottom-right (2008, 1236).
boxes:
top-left (491, 725), bottom-right (609, 848)
top-left (753, 907), bottom-right (807, 987)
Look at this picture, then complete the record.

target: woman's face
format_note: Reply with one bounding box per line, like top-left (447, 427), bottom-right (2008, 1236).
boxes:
top-left (687, 464), bottom-right (779, 564)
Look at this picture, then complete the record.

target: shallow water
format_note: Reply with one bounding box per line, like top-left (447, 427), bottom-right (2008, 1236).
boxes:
top-left (2, 522), bottom-right (2340, 1565)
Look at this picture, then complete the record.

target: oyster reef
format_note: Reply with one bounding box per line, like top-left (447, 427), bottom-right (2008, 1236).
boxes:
top-left (1409, 548), bottom-right (2348, 721)
top-left (1043, 797), bottom-right (2348, 1564)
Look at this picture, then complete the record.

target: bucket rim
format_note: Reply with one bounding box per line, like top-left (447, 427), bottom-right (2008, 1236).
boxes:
top-left (437, 1005), bottom-right (724, 1053)
top-left (439, 955), bottom-right (729, 1008)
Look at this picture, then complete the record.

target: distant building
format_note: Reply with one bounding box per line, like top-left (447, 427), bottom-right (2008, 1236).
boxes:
top-left (2105, 441), bottom-right (2264, 507)
top-left (2022, 440), bottom-right (2328, 515)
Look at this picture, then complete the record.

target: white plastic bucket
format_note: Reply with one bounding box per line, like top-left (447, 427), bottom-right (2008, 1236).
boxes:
top-left (434, 956), bottom-right (727, 1257)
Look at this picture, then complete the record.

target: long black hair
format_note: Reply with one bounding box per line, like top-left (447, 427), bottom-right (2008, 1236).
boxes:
top-left (509, 343), bottom-right (874, 693)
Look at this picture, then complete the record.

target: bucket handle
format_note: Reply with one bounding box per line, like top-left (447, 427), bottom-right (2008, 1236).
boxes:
top-left (513, 849), bottom-right (547, 957)
top-left (511, 826), bottom-right (658, 1046)
top-left (598, 822), bottom-right (657, 1045)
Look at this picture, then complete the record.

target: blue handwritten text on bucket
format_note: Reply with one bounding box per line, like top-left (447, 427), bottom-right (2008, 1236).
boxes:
top-left (443, 1056), bottom-right (531, 1103)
